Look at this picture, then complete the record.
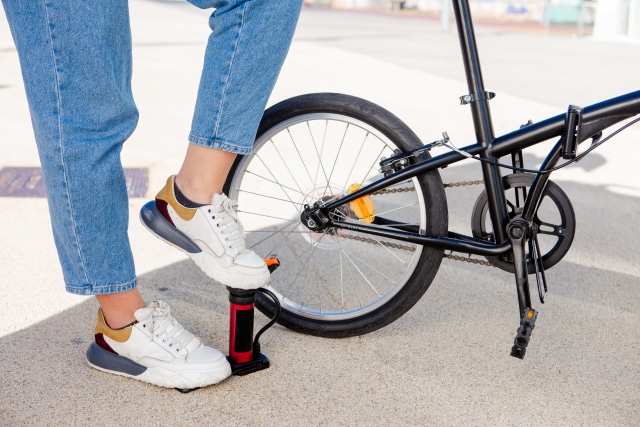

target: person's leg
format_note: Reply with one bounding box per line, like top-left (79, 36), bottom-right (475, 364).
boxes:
top-left (95, 289), bottom-right (146, 329)
top-left (2, 0), bottom-right (231, 388)
top-left (2, 0), bottom-right (138, 298)
top-left (176, 0), bottom-right (303, 203)
top-left (147, 0), bottom-right (303, 289)
top-left (174, 145), bottom-right (236, 204)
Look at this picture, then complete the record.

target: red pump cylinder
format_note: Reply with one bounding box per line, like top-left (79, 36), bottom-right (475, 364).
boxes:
top-left (228, 288), bottom-right (256, 364)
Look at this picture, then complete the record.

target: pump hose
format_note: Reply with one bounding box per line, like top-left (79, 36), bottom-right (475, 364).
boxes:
top-left (252, 287), bottom-right (281, 356)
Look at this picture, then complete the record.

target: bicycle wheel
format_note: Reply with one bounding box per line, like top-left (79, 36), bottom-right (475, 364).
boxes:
top-left (224, 93), bottom-right (448, 337)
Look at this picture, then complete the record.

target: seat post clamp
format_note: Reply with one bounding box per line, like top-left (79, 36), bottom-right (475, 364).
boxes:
top-left (460, 91), bottom-right (496, 105)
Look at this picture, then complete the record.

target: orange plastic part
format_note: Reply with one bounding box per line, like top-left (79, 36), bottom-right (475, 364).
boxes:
top-left (264, 257), bottom-right (280, 273)
top-left (347, 184), bottom-right (375, 223)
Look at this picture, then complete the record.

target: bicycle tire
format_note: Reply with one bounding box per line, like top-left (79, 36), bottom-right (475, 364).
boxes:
top-left (223, 93), bottom-right (448, 338)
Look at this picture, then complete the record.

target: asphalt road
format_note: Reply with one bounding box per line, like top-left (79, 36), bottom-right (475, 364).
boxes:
top-left (291, 6), bottom-right (640, 108)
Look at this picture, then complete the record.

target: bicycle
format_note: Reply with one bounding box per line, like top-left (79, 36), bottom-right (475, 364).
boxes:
top-left (222, 1), bottom-right (640, 358)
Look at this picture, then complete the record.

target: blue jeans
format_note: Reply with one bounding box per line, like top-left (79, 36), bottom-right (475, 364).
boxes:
top-left (2, 0), bottom-right (302, 295)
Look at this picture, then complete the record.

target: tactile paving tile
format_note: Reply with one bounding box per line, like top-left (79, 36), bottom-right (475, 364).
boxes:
top-left (0, 167), bottom-right (149, 198)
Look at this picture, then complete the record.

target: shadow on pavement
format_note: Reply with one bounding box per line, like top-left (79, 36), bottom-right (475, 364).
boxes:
top-left (1, 179), bottom-right (638, 426)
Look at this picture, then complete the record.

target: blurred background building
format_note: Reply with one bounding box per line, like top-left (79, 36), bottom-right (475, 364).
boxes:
top-left (303, 0), bottom-right (639, 40)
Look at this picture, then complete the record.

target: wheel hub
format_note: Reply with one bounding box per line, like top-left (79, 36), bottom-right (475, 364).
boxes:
top-left (298, 185), bottom-right (352, 250)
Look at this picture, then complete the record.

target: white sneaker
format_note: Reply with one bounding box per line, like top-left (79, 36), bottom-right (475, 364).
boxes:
top-left (143, 176), bottom-right (269, 290)
top-left (86, 301), bottom-right (231, 389)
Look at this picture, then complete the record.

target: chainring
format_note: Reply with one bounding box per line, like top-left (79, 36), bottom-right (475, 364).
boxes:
top-left (470, 173), bottom-right (576, 273)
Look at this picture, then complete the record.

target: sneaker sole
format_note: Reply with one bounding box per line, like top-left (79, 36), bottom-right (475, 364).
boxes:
top-left (86, 342), bottom-right (231, 389)
top-left (140, 201), bottom-right (270, 290)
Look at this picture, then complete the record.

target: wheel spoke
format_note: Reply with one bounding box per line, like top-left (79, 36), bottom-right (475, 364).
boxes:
top-left (227, 96), bottom-right (447, 333)
top-left (306, 120), bottom-right (331, 189)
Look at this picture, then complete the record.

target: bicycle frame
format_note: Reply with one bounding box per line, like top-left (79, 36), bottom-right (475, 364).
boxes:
top-left (315, 90), bottom-right (640, 255)
top-left (300, 0), bottom-right (640, 357)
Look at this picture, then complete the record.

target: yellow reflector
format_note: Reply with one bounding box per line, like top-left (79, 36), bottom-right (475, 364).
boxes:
top-left (347, 184), bottom-right (375, 223)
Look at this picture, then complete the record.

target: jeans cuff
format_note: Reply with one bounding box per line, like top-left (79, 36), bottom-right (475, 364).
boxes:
top-left (65, 277), bottom-right (138, 296)
top-left (188, 133), bottom-right (252, 155)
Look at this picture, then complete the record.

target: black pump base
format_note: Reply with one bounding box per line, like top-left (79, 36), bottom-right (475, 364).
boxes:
top-left (228, 353), bottom-right (271, 376)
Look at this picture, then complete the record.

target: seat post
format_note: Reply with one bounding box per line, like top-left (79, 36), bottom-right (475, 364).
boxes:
top-left (451, 0), bottom-right (509, 244)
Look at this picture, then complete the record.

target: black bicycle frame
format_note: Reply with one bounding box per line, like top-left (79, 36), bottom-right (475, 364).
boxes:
top-left (297, 0), bottom-right (640, 357)
top-left (309, 0), bottom-right (640, 260)
top-left (320, 89), bottom-right (640, 258)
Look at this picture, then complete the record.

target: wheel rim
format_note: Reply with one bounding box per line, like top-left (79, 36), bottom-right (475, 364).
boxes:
top-left (228, 113), bottom-right (428, 321)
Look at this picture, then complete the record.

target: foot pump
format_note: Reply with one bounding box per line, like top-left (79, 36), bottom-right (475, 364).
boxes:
top-left (175, 260), bottom-right (281, 393)
top-left (227, 258), bottom-right (281, 376)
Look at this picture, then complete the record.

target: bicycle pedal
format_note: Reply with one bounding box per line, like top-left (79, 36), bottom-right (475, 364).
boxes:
top-left (265, 257), bottom-right (280, 274)
top-left (510, 308), bottom-right (538, 359)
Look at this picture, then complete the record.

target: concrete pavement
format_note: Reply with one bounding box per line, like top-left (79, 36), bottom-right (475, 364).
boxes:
top-left (1, 1), bottom-right (639, 425)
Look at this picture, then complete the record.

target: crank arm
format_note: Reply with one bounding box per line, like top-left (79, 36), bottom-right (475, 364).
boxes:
top-left (508, 218), bottom-right (532, 315)
top-left (507, 218), bottom-right (537, 358)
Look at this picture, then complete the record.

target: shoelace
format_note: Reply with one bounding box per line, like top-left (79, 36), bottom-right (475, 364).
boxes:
top-left (209, 196), bottom-right (246, 255)
top-left (144, 301), bottom-right (198, 352)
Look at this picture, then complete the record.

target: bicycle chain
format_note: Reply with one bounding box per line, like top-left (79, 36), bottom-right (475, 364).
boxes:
top-left (372, 179), bottom-right (484, 193)
top-left (371, 187), bottom-right (415, 195)
top-left (443, 253), bottom-right (495, 267)
top-left (342, 233), bottom-right (416, 251)
top-left (443, 179), bottom-right (484, 188)
top-left (342, 234), bottom-right (494, 267)
top-left (343, 186), bottom-right (415, 250)
top-left (344, 179), bottom-right (495, 267)
top-left (443, 180), bottom-right (494, 266)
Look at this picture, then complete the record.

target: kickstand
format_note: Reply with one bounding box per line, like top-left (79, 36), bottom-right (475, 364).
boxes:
top-left (529, 232), bottom-right (548, 303)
